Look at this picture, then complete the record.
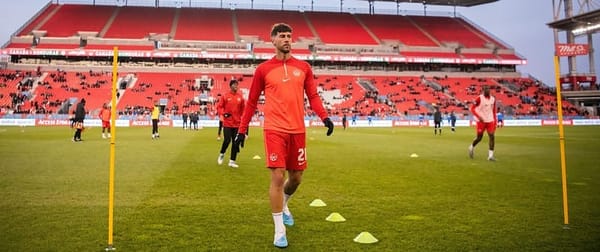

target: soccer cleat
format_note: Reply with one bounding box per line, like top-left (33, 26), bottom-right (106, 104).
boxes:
top-left (273, 234), bottom-right (288, 248)
top-left (283, 212), bottom-right (294, 226)
top-left (217, 154), bottom-right (224, 165)
top-left (468, 146), bottom-right (474, 159)
top-left (228, 160), bottom-right (239, 168)
top-left (488, 156), bottom-right (496, 162)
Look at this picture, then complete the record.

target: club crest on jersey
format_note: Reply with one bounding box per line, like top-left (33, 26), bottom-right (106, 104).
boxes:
top-left (270, 153), bottom-right (278, 162)
top-left (293, 70), bottom-right (301, 77)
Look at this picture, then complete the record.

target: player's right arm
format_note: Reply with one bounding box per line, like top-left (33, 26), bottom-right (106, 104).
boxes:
top-left (238, 67), bottom-right (265, 135)
top-left (470, 96), bottom-right (483, 122)
top-left (216, 94), bottom-right (224, 117)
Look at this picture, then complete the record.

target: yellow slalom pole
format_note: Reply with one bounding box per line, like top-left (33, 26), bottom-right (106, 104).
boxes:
top-left (107, 47), bottom-right (118, 251)
top-left (553, 55), bottom-right (569, 227)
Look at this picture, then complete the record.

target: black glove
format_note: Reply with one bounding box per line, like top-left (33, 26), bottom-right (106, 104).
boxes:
top-left (223, 113), bottom-right (231, 118)
top-left (323, 117), bottom-right (334, 136)
top-left (234, 133), bottom-right (246, 148)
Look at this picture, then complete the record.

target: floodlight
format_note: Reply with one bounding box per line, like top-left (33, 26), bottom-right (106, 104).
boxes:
top-left (572, 23), bottom-right (600, 35)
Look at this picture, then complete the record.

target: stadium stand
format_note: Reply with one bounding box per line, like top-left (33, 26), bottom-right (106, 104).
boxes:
top-left (305, 12), bottom-right (379, 45)
top-left (174, 8), bottom-right (235, 41)
top-left (236, 9), bottom-right (315, 43)
top-left (355, 14), bottom-right (438, 47)
top-left (0, 3), bottom-right (594, 120)
top-left (409, 15), bottom-right (499, 48)
top-left (38, 5), bottom-right (115, 37)
top-left (16, 3), bottom-right (60, 36)
top-left (104, 7), bottom-right (176, 39)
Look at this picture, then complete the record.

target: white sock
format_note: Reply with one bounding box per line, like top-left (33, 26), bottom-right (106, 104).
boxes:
top-left (489, 150), bottom-right (494, 158)
top-left (272, 212), bottom-right (286, 235)
top-left (283, 194), bottom-right (292, 215)
top-left (469, 145), bottom-right (474, 151)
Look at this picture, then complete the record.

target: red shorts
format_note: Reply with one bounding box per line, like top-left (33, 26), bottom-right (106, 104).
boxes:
top-left (264, 130), bottom-right (307, 170)
top-left (102, 120), bottom-right (110, 128)
top-left (476, 121), bottom-right (496, 134)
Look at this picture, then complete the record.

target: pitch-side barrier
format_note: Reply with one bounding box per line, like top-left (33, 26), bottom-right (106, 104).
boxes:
top-left (1, 119), bottom-right (600, 127)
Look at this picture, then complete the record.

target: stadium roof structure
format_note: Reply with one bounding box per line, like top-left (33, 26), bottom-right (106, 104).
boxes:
top-left (358, 0), bottom-right (498, 7)
top-left (547, 8), bottom-right (600, 35)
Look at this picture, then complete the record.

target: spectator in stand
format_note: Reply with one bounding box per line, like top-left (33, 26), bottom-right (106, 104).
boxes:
top-left (217, 79), bottom-right (245, 168)
top-left (99, 103), bottom-right (111, 139)
top-left (468, 85), bottom-right (497, 161)
top-left (72, 98), bottom-right (86, 142)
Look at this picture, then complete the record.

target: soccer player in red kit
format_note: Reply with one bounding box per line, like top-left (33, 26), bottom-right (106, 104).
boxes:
top-left (235, 23), bottom-right (334, 248)
top-left (98, 103), bottom-right (111, 139)
top-left (217, 79), bottom-right (245, 168)
top-left (468, 85), bottom-right (497, 161)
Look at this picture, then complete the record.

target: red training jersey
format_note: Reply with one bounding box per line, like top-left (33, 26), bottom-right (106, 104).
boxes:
top-left (239, 56), bottom-right (328, 134)
top-left (99, 108), bottom-right (111, 121)
top-left (470, 94), bottom-right (496, 123)
top-left (217, 90), bottom-right (245, 128)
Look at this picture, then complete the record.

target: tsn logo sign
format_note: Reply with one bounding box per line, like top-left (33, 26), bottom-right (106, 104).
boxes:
top-left (555, 43), bottom-right (589, 56)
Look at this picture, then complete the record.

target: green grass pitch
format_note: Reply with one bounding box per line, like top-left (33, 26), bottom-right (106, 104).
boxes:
top-left (1, 125), bottom-right (599, 251)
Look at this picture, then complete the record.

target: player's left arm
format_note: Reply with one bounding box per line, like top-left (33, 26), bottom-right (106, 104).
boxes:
top-left (303, 65), bottom-right (328, 120)
top-left (493, 98), bottom-right (498, 126)
top-left (303, 64), bottom-right (333, 136)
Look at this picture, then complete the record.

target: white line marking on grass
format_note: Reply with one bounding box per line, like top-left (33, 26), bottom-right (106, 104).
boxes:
top-left (400, 215), bottom-right (424, 220)
top-left (571, 182), bottom-right (587, 186)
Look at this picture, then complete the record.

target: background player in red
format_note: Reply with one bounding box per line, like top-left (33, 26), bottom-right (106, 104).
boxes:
top-left (98, 103), bottom-right (111, 139)
top-left (216, 79), bottom-right (245, 168)
top-left (235, 23), bottom-right (334, 248)
top-left (468, 85), bottom-right (497, 161)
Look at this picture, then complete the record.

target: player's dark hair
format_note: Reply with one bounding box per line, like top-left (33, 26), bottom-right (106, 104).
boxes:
top-left (270, 23), bottom-right (293, 38)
